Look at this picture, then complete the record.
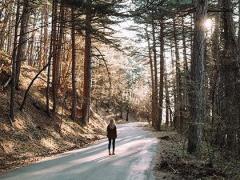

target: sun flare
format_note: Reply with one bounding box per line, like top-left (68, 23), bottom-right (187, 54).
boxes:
top-left (203, 18), bottom-right (213, 31)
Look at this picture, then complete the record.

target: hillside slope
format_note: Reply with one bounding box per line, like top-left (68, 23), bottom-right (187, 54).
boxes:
top-left (0, 52), bottom-right (109, 173)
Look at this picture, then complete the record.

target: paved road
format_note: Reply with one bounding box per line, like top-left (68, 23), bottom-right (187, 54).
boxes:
top-left (0, 122), bottom-right (158, 180)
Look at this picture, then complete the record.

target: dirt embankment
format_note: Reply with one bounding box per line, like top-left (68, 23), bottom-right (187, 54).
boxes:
top-left (0, 101), bottom-right (108, 174)
top-left (0, 52), bottom-right (115, 174)
top-left (0, 100), bottom-right (110, 174)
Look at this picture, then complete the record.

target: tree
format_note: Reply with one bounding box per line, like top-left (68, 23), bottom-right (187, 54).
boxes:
top-left (151, 13), bottom-right (159, 130)
top-left (16, 0), bottom-right (30, 90)
top-left (173, 17), bottom-right (183, 132)
top-left (187, 0), bottom-right (208, 154)
top-left (145, 26), bottom-right (156, 128)
top-left (82, 0), bottom-right (93, 125)
top-left (52, 1), bottom-right (65, 118)
top-left (158, 18), bottom-right (165, 129)
top-left (9, 0), bottom-right (21, 122)
top-left (221, 0), bottom-right (240, 151)
top-left (71, 7), bottom-right (77, 121)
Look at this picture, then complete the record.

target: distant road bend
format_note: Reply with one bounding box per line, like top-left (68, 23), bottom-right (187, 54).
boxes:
top-left (0, 122), bottom-right (158, 180)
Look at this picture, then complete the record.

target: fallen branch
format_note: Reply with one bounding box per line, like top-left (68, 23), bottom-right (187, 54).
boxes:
top-left (8, 115), bottom-right (14, 127)
top-left (3, 76), bottom-right (12, 88)
top-left (168, 162), bottom-right (178, 174)
top-left (19, 63), bottom-right (49, 111)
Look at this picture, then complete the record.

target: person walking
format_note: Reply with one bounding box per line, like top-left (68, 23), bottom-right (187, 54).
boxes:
top-left (107, 119), bottom-right (117, 155)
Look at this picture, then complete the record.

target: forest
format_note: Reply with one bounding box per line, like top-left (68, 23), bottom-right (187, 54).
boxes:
top-left (0, 0), bottom-right (240, 179)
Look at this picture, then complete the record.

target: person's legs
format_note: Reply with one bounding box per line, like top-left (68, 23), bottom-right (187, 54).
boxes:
top-left (108, 138), bottom-right (111, 155)
top-left (112, 138), bottom-right (115, 155)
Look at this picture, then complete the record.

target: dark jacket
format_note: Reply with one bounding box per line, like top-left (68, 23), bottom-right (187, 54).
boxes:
top-left (107, 125), bottom-right (117, 139)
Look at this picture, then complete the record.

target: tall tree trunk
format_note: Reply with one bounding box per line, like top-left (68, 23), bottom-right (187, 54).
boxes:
top-left (173, 17), bottom-right (183, 132)
top-left (46, 51), bottom-right (52, 116)
top-left (211, 0), bottom-right (223, 147)
top-left (165, 74), bottom-right (170, 127)
top-left (43, 0), bottom-right (49, 66)
top-left (7, 12), bottom-right (14, 54)
top-left (82, 0), bottom-right (92, 125)
top-left (9, 0), bottom-right (21, 122)
top-left (158, 19), bottom-right (165, 129)
top-left (221, 0), bottom-right (240, 152)
top-left (16, 0), bottom-right (30, 90)
top-left (28, 17), bottom-right (37, 66)
top-left (0, 2), bottom-right (11, 49)
top-left (170, 40), bottom-right (176, 128)
top-left (52, 0), bottom-right (64, 118)
top-left (46, 0), bottom-right (57, 116)
top-left (187, 0), bottom-right (208, 154)
top-left (238, 0), bottom-right (240, 46)
top-left (71, 7), bottom-right (77, 121)
top-left (190, 14), bottom-right (194, 63)
top-left (145, 27), bottom-right (156, 128)
top-left (151, 14), bottom-right (159, 130)
top-left (182, 16), bottom-right (189, 118)
top-left (126, 107), bottom-right (129, 122)
top-left (38, 12), bottom-right (44, 68)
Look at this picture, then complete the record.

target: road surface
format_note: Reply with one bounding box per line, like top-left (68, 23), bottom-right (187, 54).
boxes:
top-left (0, 122), bottom-right (159, 180)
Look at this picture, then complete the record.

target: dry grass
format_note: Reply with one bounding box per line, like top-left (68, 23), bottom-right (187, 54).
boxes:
top-left (0, 59), bottom-right (108, 174)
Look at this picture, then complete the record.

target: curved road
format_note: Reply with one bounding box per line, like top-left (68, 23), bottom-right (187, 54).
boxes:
top-left (0, 122), bottom-right (158, 180)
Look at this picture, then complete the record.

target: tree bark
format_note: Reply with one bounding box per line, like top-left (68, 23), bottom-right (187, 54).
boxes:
top-left (151, 14), bottom-right (159, 130)
top-left (173, 17), bottom-right (183, 132)
top-left (82, 0), bottom-right (92, 125)
top-left (52, 0), bottom-right (64, 118)
top-left (182, 16), bottom-right (189, 119)
top-left (126, 108), bottom-right (129, 122)
top-left (221, 0), bottom-right (240, 152)
top-left (145, 26), bottom-right (156, 128)
top-left (165, 73), bottom-right (170, 127)
top-left (158, 18), bottom-right (165, 130)
top-left (9, 0), bottom-right (21, 122)
top-left (71, 7), bottom-right (77, 121)
top-left (211, 0), bottom-right (223, 147)
top-left (0, 2), bottom-right (11, 49)
top-left (28, 17), bottom-right (37, 66)
top-left (46, 0), bottom-right (57, 116)
top-left (170, 40), bottom-right (177, 128)
top-left (43, 0), bottom-right (49, 66)
top-left (7, 10), bottom-right (14, 54)
top-left (187, 0), bottom-right (208, 154)
top-left (16, 0), bottom-right (30, 90)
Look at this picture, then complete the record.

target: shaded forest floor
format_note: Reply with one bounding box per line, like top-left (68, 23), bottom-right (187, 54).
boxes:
top-left (151, 127), bottom-right (240, 179)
